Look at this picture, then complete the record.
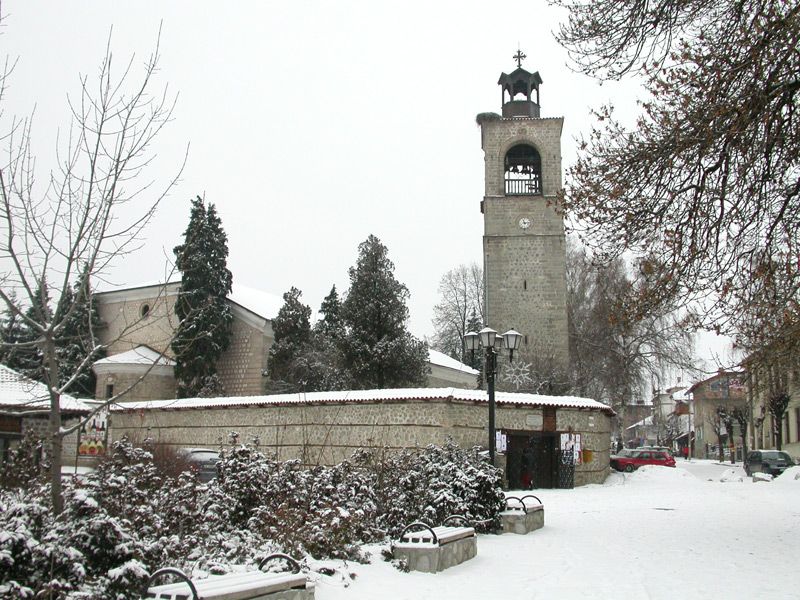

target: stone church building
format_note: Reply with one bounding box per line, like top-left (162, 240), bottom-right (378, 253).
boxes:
top-left (97, 55), bottom-right (614, 488)
top-left (92, 281), bottom-right (478, 402)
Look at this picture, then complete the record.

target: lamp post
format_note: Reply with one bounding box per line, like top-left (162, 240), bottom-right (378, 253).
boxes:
top-left (464, 326), bottom-right (523, 465)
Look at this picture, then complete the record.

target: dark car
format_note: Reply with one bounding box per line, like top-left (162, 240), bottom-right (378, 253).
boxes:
top-left (744, 450), bottom-right (795, 477)
top-left (610, 448), bottom-right (676, 472)
top-left (178, 447), bottom-right (220, 482)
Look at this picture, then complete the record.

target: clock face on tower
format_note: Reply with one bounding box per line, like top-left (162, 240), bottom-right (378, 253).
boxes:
top-left (518, 217), bottom-right (531, 230)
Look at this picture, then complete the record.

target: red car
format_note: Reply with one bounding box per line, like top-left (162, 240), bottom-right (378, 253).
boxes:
top-left (610, 448), bottom-right (676, 472)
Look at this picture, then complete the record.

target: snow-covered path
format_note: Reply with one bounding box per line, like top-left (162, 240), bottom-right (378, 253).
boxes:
top-left (315, 460), bottom-right (799, 600)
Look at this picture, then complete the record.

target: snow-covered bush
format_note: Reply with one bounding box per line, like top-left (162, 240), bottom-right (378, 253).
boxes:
top-left (363, 439), bottom-right (506, 537)
top-left (0, 435), bottom-right (504, 596)
top-left (204, 442), bottom-right (380, 562)
top-left (0, 429), bottom-right (47, 491)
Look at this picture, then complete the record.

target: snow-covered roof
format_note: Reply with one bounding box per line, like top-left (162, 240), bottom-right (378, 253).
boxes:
top-left (92, 345), bottom-right (175, 367)
top-left (228, 283), bottom-right (283, 321)
top-left (95, 279), bottom-right (283, 321)
top-left (427, 349), bottom-right (479, 374)
top-left (627, 415), bottom-right (654, 429)
top-left (111, 387), bottom-right (614, 414)
top-left (0, 364), bottom-right (92, 412)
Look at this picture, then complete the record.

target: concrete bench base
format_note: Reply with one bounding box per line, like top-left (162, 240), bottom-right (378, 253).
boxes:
top-left (501, 505), bottom-right (544, 534)
top-left (393, 535), bottom-right (477, 573)
top-left (146, 571), bottom-right (314, 600)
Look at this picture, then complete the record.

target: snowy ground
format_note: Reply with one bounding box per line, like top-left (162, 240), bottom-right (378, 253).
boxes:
top-left (311, 460), bottom-right (799, 600)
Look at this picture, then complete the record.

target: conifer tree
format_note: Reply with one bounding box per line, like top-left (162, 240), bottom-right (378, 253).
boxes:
top-left (6, 281), bottom-right (52, 382)
top-left (0, 292), bottom-right (25, 370)
top-left (55, 274), bottom-right (106, 397)
top-left (266, 286), bottom-right (313, 391)
top-left (172, 196), bottom-right (233, 398)
top-left (341, 235), bottom-right (428, 389)
top-left (315, 285), bottom-right (345, 341)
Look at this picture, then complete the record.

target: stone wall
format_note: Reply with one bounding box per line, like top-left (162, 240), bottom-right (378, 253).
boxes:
top-left (110, 399), bottom-right (611, 485)
top-left (94, 370), bottom-right (176, 403)
top-left (96, 285), bottom-right (180, 358)
top-left (21, 414), bottom-right (83, 466)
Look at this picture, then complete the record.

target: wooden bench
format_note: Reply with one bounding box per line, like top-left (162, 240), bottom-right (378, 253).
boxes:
top-left (391, 516), bottom-right (477, 573)
top-left (500, 494), bottom-right (544, 534)
top-left (144, 554), bottom-right (314, 600)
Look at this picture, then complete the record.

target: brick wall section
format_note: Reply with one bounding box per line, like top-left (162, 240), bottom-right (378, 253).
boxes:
top-left (480, 117), bottom-right (569, 373)
top-left (216, 318), bottom-right (271, 396)
top-left (110, 400), bottom-right (611, 485)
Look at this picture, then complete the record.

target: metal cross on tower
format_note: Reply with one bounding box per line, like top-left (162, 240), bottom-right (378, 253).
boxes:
top-left (513, 49), bottom-right (526, 68)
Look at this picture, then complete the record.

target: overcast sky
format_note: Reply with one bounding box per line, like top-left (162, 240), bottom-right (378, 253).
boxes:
top-left (2, 1), bottom-right (732, 370)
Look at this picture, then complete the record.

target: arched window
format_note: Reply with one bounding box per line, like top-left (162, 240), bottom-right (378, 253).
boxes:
top-left (504, 144), bottom-right (541, 195)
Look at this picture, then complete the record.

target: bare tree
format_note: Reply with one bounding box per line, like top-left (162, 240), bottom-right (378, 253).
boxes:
top-left (0, 31), bottom-right (183, 513)
top-left (431, 262), bottom-right (484, 365)
top-left (553, 0), bottom-right (800, 360)
top-left (708, 407), bottom-right (726, 463)
top-left (567, 242), bottom-right (698, 441)
top-left (732, 404), bottom-right (751, 460)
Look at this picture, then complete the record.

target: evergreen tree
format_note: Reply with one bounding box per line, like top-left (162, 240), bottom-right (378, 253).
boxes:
top-left (266, 287), bottom-right (312, 392)
top-left (55, 273), bottom-right (106, 397)
top-left (315, 285), bottom-right (345, 341)
top-left (172, 196), bottom-right (234, 398)
top-left (6, 281), bottom-right (52, 382)
top-left (0, 293), bottom-right (26, 370)
top-left (341, 235), bottom-right (428, 389)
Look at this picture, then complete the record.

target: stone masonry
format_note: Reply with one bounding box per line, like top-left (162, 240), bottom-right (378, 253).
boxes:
top-left (110, 394), bottom-right (612, 485)
top-left (480, 116), bottom-right (569, 375)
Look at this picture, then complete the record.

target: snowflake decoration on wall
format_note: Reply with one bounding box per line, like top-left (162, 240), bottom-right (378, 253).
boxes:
top-left (501, 360), bottom-right (533, 390)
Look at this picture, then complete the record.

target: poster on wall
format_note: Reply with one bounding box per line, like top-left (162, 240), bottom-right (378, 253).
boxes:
top-left (560, 432), bottom-right (583, 465)
top-left (496, 431), bottom-right (508, 452)
top-left (78, 407), bottom-right (108, 456)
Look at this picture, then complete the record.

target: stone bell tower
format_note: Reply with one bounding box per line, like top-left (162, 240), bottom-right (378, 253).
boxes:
top-left (478, 51), bottom-right (569, 388)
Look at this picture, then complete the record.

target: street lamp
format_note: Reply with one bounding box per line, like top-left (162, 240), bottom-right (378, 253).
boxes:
top-left (465, 326), bottom-right (523, 465)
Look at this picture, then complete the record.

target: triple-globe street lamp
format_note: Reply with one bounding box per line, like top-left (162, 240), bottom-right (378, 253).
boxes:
top-left (464, 326), bottom-right (522, 465)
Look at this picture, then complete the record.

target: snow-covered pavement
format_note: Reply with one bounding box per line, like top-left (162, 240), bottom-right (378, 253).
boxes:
top-left (315, 460), bottom-right (799, 600)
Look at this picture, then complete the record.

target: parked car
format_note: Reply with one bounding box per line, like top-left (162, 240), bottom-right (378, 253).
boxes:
top-left (610, 448), bottom-right (676, 472)
top-left (743, 450), bottom-right (795, 477)
top-left (177, 447), bottom-right (220, 482)
top-left (639, 445), bottom-right (675, 457)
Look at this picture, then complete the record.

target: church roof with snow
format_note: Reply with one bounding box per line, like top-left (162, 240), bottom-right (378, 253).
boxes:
top-left (111, 387), bottom-right (614, 414)
top-left (427, 349), bottom-right (479, 375)
top-left (0, 364), bottom-right (92, 412)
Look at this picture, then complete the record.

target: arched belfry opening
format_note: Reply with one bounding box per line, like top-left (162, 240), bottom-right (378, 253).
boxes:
top-left (505, 143), bottom-right (541, 195)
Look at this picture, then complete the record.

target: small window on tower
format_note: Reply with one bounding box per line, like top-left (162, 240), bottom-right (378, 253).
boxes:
top-left (105, 384), bottom-right (114, 399)
top-left (504, 144), bottom-right (542, 195)
top-left (140, 303), bottom-right (151, 318)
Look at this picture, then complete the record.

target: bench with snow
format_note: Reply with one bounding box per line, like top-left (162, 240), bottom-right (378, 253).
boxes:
top-left (391, 516), bottom-right (477, 573)
top-left (143, 553), bottom-right (314, 600)
top-left (500, 494), bottom-right (544, 535)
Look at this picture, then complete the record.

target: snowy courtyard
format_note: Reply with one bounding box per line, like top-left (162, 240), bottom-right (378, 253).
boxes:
top-left (316, 461), bottom-right (799, 600)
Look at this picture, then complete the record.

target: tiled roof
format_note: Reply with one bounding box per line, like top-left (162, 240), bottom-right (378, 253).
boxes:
top-left (0, 364), bottom-right (92, 412)
top-left (111, 387), bottom-right (614, 414)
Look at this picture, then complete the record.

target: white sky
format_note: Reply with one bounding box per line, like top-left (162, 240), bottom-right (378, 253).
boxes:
top-left (4, 1), bottom-right (735, 371)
